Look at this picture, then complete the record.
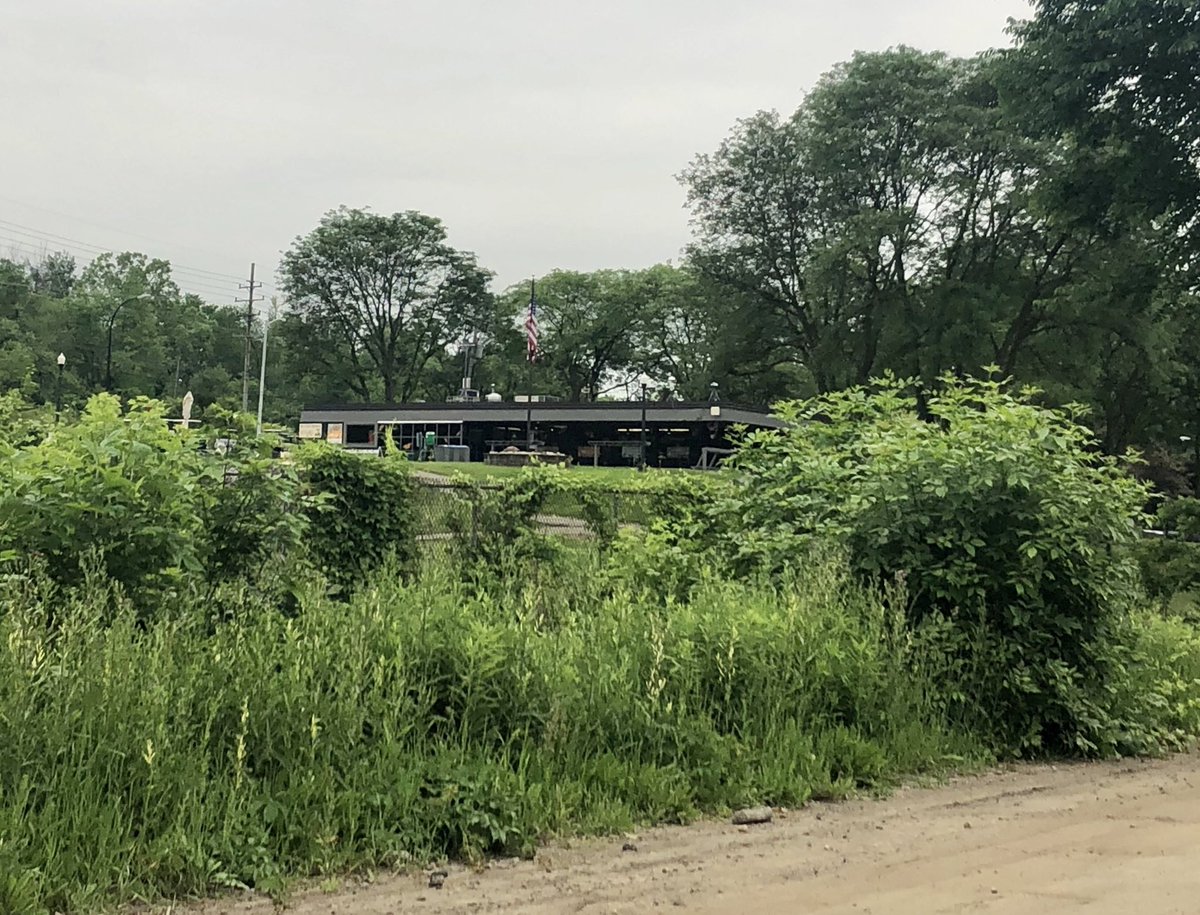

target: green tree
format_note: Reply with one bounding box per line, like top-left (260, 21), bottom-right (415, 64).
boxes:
top-left (632, 263), bottom-right (800, 402)
top-left (681, 49), bottom-right (1099, 391)
top-left (70, 252), bottom-right (180, 394)
top-left (0, 260), bottom-right (36, 397)
top-left (280, 207), bottom-right (494, 403)
top-left (28, 251), bottom-right (76, 299)
top-left (498, 270), bottom-right (648, 402)
top-left (259, 311), bottom-right (365, 415)
top-left (682, 43), bottom-right (1191, 456)
top-left (0, 250), bottom-right (263, 417)
top-left (1001, 0), bottom-right (1200, 463)
top-left (1008, 0), bottom-right (1200, 231)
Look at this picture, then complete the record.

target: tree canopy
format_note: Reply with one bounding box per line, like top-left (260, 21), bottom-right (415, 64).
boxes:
top-left (279, 207), bottom-right (495, 403)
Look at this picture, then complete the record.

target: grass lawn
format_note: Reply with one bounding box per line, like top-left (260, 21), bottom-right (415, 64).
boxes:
top-left (416, 461), bottom-right (658, 482)
top-left (410, 461), bottom-right (688, 530)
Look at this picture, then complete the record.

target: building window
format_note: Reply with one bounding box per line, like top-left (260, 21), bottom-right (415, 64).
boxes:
top-left (345, 424), bottom-right (374, 445)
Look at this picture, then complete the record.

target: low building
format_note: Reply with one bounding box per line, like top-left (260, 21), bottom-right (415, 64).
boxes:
top-left (297, 399), bottom-right (784, 468)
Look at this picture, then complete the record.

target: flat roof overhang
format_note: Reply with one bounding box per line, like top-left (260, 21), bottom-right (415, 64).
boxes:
top-left (300, 401), bottom-right (786, 429)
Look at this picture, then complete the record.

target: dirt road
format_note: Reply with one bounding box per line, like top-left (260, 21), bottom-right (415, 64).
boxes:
top-left (192, 753), bottom-right (1199, 915)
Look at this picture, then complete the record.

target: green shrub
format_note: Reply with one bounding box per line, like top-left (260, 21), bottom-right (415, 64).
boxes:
top-left (716, 375), bottom-right (1149, 755)
top-left (0, 395), bottom-right (306, 613)
top-left (1135, 498), bottom-right (1200, 608)
top-left (5, 382), bottom-right (1200, 914)
top-left (0, 391), bottom-right (52, 450)
top-left (0, 396), bottom-right (216, 599)
top-left (1135, 538), bottom-right (1200, 604)
top-left (196, 461), bottom-right (307, 596)
top-left (437, 466), bottom-right (723, 576)
top-left (1105, 609), bottom-right (1200, 752)
top-left (296, 445), bottom-right (415, 590)
top-left (443, 469), bottom-right (560, 572)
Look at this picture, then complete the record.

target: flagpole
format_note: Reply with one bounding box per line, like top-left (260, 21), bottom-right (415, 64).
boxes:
top-left (526, 277), bottom-right (534, 450)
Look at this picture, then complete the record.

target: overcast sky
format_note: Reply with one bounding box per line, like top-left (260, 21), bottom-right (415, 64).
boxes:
top-left (3, 0), bottom-right (1030, 304)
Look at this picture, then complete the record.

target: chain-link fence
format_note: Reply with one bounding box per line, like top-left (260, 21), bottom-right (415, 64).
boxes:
top-left (409, 477), bottom-right (657, 561)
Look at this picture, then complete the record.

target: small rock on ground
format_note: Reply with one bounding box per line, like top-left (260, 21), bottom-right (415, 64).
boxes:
top-left (731, 806), bottom-right (773, 826)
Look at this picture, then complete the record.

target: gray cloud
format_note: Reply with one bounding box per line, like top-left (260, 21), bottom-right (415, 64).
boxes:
top-left (3, 0), bottom-right (1030, 299)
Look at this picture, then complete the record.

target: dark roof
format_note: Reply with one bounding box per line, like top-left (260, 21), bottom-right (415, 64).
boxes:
top-left (299, 400), bottom-right (785, 429)
top-left (302, 400), bottom-right (771, 414)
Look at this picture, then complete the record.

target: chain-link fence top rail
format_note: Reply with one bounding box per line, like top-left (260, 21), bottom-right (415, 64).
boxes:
top-left (410, 476), bottom-right (655, 561)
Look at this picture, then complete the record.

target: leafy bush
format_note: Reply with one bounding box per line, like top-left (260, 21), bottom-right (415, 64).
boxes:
top-left (0, 395), bottom-right (307, 612)
top-left (1105, 610), bottom-right (1200, 752)
top-left (0, 391), bottom-right (52, 450)
top-left (4, 391), bottom-right (1200, 913)
top-left (296, 444), bottom-right (415, 590)
top-left (0, 396), bottom-right (216, 600)
top-left (716, 375), bottom-right (1149, 755)
top-left (427, 466), bottom-right (723, 579)
top-left (1135, 498), bottom-right (1200, 607)
top-left (0, 400), bottom-right (432, 607)
top-left (445, 471), bottom-right (562, 573)
top-left (197, 460), bottom-right (306, 593)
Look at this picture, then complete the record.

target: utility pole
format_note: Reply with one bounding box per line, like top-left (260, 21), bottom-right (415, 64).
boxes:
top-left (237, 263), bottom-right (261, 414)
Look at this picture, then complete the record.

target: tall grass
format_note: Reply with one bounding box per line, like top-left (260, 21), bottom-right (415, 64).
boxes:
top-left (0, 556), bottom-right (977, 913)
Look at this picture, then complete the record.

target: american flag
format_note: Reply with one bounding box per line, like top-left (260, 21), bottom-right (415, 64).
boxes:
top-left (525, 283), bottom-right (539, 362)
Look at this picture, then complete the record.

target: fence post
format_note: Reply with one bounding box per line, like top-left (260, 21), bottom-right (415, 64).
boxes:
top-left (470, 487), bottom-right (480, 551)
top-left (612, 492), bottom-right (620, 532)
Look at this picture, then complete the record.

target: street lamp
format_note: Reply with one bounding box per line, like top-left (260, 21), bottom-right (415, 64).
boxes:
top-left (1184, 436), bottom-right (1200, 498)
top-left (255, 298), bottom-right (281, 436)
top-left (638, 373), bottom-right (651, 472)
top-left (105, 293), bottom-right (150, 391)
top-left (55, 352), bottom-right (66, 419)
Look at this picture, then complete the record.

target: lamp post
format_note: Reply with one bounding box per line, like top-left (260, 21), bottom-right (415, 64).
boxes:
top-left (707, 381), bottom-right (723, 465)
top-left (1184, 435), bottom-right (1200, 498)
top-left (105, 294), bottom-right (149, 391)
top-left (55, 352), bottom-right (66, 419)
top-left (256, 298), bottom-right (279, 436)
top-left (639, 374), bottom-right (650, 472)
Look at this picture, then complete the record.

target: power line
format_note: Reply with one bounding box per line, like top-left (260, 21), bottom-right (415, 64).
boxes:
top-left (0, 235), bottom-right (237, 297)
top-left (0, 234), bottom-right (241, 302)
top-left (0, 212), bottom-right (249, 279)
top-left (0, 218), bottom-right (249, 284)
top-left (0, 193), bottom-right (254, 263)
top-left (0, 220), bottom-right (248, 290)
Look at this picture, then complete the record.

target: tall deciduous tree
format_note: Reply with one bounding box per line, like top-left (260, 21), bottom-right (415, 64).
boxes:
top-left (1002, 0), bottom-right (1199, 462)
top-left (499, 270), bottom-right (643, 402)
top-left (72, 252), bottom-right (180, 394)
top-left (1008, 0), bottom-right (1200, 232)
top-left (632, 263), bottom-right (801, 402)
top-left (0, 250), bottom-right (257, 414)
top-left (682, 49), bottom-right (1085, 391)
top-left (280, 207), bottom-right (494, 403)
top-left (681, 45), bottom-right (1182, 420)
top-left (28, 251), bottom-right (76, 299)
